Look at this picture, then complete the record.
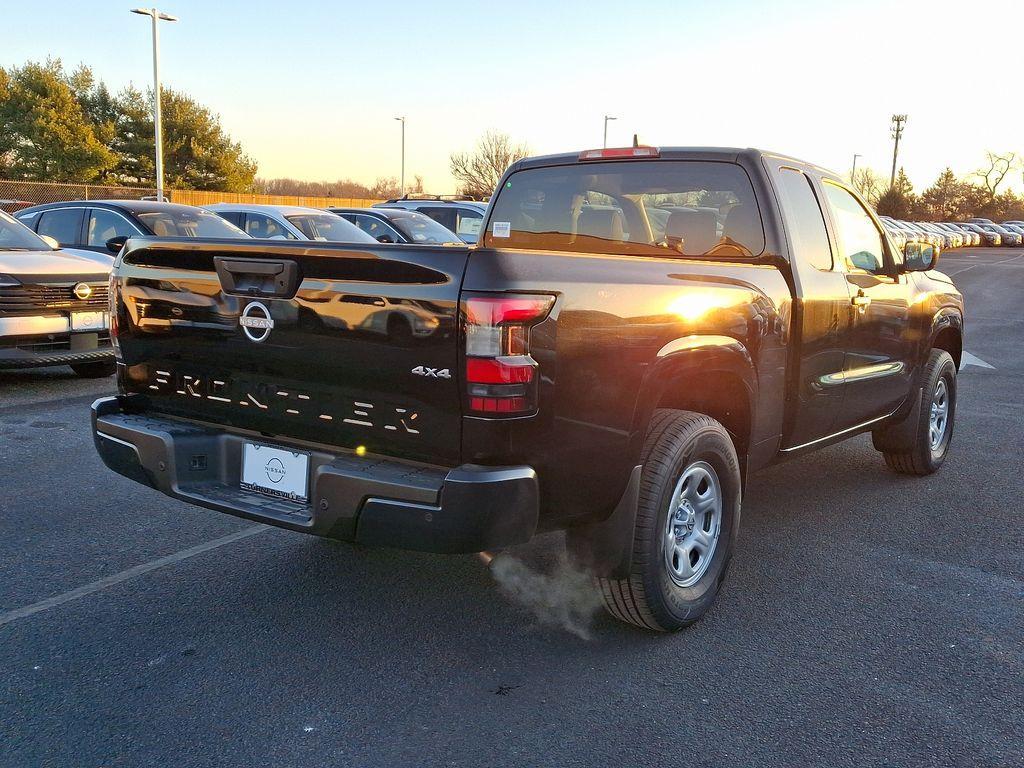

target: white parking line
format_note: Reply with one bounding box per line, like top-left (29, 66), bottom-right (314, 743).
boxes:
top-left (0, 525), bottom-right (267, 628)
top-left (960, 351), bottom-right (995, 371)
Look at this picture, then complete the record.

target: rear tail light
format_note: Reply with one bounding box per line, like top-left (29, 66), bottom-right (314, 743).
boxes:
top-left (462, 293), bottom-right (555, 417)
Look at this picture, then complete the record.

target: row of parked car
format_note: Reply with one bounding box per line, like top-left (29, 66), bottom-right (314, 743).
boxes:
top-left (880, 216), bottom-right (1024, 250)
top-left (9, 196), bottom-right (488, 257)
top-left (2, 174), bottom-right (1021, 380)
top-left (0, 196), bottom-right (486, 375)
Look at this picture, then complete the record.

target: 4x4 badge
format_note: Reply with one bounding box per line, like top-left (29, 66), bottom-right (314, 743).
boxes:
top-left (239, 301), bottom-right (274, 342)
top-left (411, 365), bottom-right (451, 379)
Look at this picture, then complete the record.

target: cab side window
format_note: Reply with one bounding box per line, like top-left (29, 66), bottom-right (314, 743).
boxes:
top-left (454, 208), bottom-right (483, 239)
top-left (822, 183), bottom-right (887, 273)
top-left (419, 206), bottom-right (457, 232)
top-left (87, 209), bottom-right (140, 247)
top-left (37, 208), bottom-right (84, 246)
top-left (244, 213), bottom-right (296, 239)
top-left (215, 210), bottom-right (244, 228)
top-left (353, 214), bottom-right (402, 242)
top-left (775, 168), bottom-right (833, 271)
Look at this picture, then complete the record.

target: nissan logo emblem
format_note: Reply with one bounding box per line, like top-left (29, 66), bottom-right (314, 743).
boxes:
top-left (73, 283), bottom-right (93, 301)
top-left (239, 301), bottom-right (274, 342)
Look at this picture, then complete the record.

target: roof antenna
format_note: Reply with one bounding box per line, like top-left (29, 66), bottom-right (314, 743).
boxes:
top-left (632, 133), bottom-right (639, 148)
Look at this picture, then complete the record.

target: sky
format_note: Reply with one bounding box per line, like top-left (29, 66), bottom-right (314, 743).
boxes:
top-left (3, 0), bottom-right (1024, 193)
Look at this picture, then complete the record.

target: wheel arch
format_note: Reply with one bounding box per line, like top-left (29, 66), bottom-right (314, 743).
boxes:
top-left (633, 336), bottom-right (756, 469)
top-left (570, 337), bottom-right (755, 583)
top-left (929, 309), bottom-right (963, 371)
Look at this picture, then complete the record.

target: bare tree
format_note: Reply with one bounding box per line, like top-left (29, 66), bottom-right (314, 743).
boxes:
top-left (450, 130), bottom-right (529, 199)
top-left (255, 177), bottom-right (375, 198)
top-left (853, 167), bottom-right (883, 206)
top-left (370, 176), bottom-right (401, 199)
top-left (975, 151), bottom-right (1017, 199)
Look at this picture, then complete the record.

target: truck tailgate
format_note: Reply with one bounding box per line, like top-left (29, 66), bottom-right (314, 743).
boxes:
top-left (113, 238), bottom-right (469, 465)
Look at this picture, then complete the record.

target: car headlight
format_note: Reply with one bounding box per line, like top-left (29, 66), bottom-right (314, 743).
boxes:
top-left (0, 274), bottom-right (21, 287)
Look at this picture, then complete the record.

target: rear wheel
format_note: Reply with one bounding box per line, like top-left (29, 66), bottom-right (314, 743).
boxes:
top-left (873, 349), bottom-right (957, 475)
top-left (598, 410), bottom-right (742, 632)
top-left (70, 360), bottom-right (116, 378)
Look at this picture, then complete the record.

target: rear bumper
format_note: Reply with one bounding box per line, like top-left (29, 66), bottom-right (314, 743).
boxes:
top-left (91, 396), bottom-right (538, 553)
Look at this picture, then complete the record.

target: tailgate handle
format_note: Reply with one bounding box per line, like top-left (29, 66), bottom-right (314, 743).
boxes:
top-left (214, 257), bottom-right (299, 298)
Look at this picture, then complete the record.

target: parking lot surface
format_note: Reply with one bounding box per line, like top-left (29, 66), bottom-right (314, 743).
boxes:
top-left (1, 248), bottom-right (1021, 767)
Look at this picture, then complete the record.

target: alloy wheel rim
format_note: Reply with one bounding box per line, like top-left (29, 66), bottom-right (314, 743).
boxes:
top-left (663, 461), bottom-right (723, 588)
top-left (929, 378), bottom-right (950, 451)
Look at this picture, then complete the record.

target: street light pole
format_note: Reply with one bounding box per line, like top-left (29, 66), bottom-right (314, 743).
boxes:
top-left (603, 115), bottom-right (617, 148)
top-left (851, 153), bottom-right (862, 183)
top-left (131, 8), bottom-right (177, 202)
top-left (394, 117), bottom-right (405, 195)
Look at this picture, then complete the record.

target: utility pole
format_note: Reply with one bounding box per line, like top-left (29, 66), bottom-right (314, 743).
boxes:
top-left (394, 116), bottom-right (405, 195)
top-left (851, 153), bottom-right (862, 183)
top-left (890, 114), bottom-right (907, 188)
top-left (131, 7), bottom-right (178, 202)
top-left (603, 115), bottom-right (617, 148)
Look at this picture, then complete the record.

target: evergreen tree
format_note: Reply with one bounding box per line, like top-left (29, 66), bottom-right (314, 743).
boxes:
top-left (0, 59), bottom-right (114, 181)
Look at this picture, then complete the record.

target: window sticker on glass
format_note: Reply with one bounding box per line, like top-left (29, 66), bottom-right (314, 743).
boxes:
top-left (458, 218), bottom-right (483, 236)
top-left (492, 221), bottom-right (511, 238)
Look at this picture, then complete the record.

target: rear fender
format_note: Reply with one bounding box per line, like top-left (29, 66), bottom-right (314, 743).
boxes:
top-left (568, 337), bottom-right (755, 579)
top-left (632, 335), bottom-right (756, 458)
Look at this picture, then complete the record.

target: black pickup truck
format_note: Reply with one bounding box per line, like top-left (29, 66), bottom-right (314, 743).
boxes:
top-left (92, 147), bottom-right (964, 631)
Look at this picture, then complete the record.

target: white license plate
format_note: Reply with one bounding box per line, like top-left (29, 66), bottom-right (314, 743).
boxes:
top-left (240, 443), bottom-right (310, 503)
top-left (71, 311), bottom-right (108, 331)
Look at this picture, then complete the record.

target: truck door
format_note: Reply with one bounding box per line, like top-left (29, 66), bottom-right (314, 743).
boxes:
top-left (818, 181), bottom-right (914, 430)
top-left (770, 165), bottom-right (854, 448)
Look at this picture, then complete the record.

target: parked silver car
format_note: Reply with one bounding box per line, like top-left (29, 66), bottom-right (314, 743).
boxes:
top-left (0, 210), bottom-right (115, 376)
top-left (206, 204), bottom-right (375, 243)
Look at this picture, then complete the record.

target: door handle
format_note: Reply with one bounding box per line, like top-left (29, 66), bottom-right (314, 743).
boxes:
top-left (851, 291), bottom-right (871, 311)
top-left (214, 257), bottom-right (299, 298)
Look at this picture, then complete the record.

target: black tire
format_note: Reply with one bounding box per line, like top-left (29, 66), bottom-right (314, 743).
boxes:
top-left (597, 409), bottom-right (742, 632)
top-left (872, 349), bottom-right (957, 475)
top-left (70, 360), bottom-right (116, 378)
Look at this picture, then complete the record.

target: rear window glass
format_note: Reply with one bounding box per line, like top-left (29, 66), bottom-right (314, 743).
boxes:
top-left (390, 212), bottom-right (460, 244)
top-left (137, 209), bottom-right (248, 238)
top-left (484, 160), bottom-right (764, 258)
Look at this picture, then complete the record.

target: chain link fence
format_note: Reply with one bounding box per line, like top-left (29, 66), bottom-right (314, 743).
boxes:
top-left (0, 179), bottom-right (382, 212)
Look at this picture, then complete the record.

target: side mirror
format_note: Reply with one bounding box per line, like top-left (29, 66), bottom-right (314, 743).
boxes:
top-left (106, 235), bottom-right (129, 254)
top-left (376, 235), bottom-right (395, 244)
top-left (904, 241), bottom-right (938, 272)
top-left (40, 235), bottom-right (59, 249)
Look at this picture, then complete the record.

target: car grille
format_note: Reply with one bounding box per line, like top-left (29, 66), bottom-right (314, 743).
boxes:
top-left (0, 282), bottom-right (109, 313)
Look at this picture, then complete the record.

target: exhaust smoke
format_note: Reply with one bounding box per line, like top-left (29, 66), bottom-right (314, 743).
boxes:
top-left (481, 550), bottom-right (603, 639)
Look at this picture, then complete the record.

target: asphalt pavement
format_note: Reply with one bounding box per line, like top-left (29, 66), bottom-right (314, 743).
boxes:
top-left (0, 248), bottom-right (1021, 767)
